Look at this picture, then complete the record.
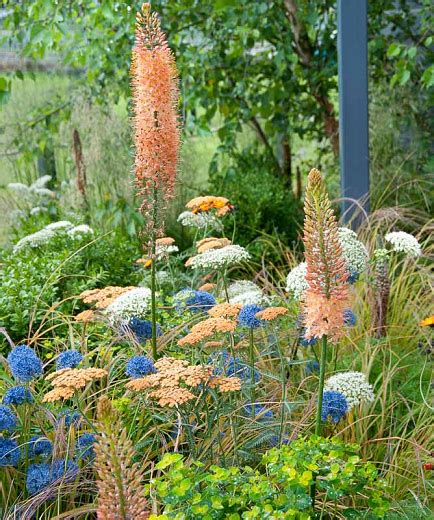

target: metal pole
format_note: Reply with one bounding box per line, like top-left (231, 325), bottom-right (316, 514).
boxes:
top-left (337, 0), bottom-right (370, 224)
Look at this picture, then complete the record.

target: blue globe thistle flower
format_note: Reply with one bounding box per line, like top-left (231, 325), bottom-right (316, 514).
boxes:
top-left (299, 330), bottom-right (318, 347)
top-left (29, 436), bottom-right (53, 458)
top-left (56, 350), bottom-right (83, 370)
top-left (174, 289), bottom-right (216, 313)
top-left (243, 404), bottom-right (273, 419)
top-left (238, 304), bottom-right (264, 329)
top-left (321, 390), bottom-right (348, 423)
top-left (57, 410), bottom-right (82, 428)
top-left (0, 404), bottom-right (17, 432)
top-left (26, 463), bottom-right (52, 495)
top-left (211, 351), bottom-right (260, 382)
top-left (348, 271), bottom-right (359, 284)
top-left (76, 433), bottom-right (96, 459)
top-left (51, 459), bottom-right (79, 482)
top-left (125, 355), bottom-right (156, 379)
top-left (343, 309), bottom-right (357, 327)
top-left (268, 435), bottom-right (290, 448)
top-left (120, 317), bottom-right (162, 343)
top-left (305, 360), bottom-right (320, 375)
top-left (3, 386), bottom-right (33, 406)
top-left (0, 437), bottom-right (21, 466)
top-left (7, 345), bottom-right (43, 382)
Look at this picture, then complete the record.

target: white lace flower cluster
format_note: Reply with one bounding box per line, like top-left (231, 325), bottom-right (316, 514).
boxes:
top-left (177, 210), bottom-right (223, 231)
top-left (8, 175), bottom-right (55, 208)
top-left (385, 231), bottom-right (421, 258)
top-left (188, 245), bottom-right (250, 270)
top-left (285, 262), bottom-right (308, 300)
top-left (324, 371), bottom-right (375, 410)
top-left (156, 244), bottom-right (179, 258)
top-left (338, 227), bottom-right (368, 276)
top-left (13, 221), bottom-right (94, 252)
top-left (105, 287), bottom-right (152, 321)
top-left (227, 280), bottom-right (268, 306)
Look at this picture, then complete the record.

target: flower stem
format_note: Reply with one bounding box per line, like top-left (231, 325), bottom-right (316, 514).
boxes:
top-left (150, 184), bottom-right (158, 360)
top-left (249, 328), bottom-right (255, 418)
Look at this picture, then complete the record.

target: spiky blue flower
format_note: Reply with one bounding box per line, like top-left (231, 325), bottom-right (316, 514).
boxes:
top-left (348, 271), bottom-right (359, 284)
top-left (51, 459), bottom-right (79, 482)
top-left (174, 289), bottom-right (216, 313)
top-left (238, 304), bottom-right (263, 329)
top-left (7, 345), bottom-right (43, 382)
top-left (57, 410), bottom-right (82, 428)
top-left (343, 309), bottom-right (357, 327)
top-left (26, 463), bottom-right (52, 495)
top-left (299, 330), bottom-right (318, 347)
top-left (243, 404), bottom-right (273, 419)
top-left (56, 350), bottom-right (83, 370)
top-left (119, 317), bottom-right (162, 343)
top-left (321, 390), bottom-right (348, 423)
top-left (305, 360), bottom-right (320, 375)
top-left (0, 438), bottom-right (21, 466)
top-left (29, 436), bottom-right (53, 458)
top-left (125, 355), bottom-right (156, 379)
top-left (0, 405), bottom-right (17, 432)
top-left (211, 350), bottom-right (260, 382)
top-left (76, 433), bottom-right (96, 459)
top-left (3, 386), bottom-right (33, 406)
top-left (268, 435), bottom-right (290, 448)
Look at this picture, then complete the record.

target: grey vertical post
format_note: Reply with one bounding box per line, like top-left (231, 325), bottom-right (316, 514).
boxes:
top-left (337, 0), bottom-right (370, 223)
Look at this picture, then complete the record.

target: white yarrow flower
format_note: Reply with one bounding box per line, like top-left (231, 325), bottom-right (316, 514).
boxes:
top-left (324, 371), bottom-right (375, 410)
top-left (105, 287), bottom-right (152, 321)
top-left (45, 220), bottom-right (74, 231)
top-left (177, 210), bottom-right (223, 230)
top-left (227, 280), bottom-right (266, 306)
top-left (385, 231), bottom-right (421, 258)
top-left (338, 227), bottom-right (368, 276)
top-left (30, 175), bottom-right (52, 189)
top-left (285, 262), bottom-right (309, 300)
top-left (13, 228), bottom-right (57, 252)
top-left (156, 244), bottom-right (179, 258)
top-left (188, 245), bottom-right (250, 270)
top-left (68, 224), bottom-right (94, 238)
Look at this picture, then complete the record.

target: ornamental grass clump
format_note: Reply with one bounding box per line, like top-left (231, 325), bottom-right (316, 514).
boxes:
top-left (131, 2), bottom-right (181, 359)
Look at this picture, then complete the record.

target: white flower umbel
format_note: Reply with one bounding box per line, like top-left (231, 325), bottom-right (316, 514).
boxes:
top-left (8, 182), bottom-right (30, 196)
top-left (67, 224), bottom-right (94, 238)
top-left (324, 371), bottom-right (375, 410)
top-left (30, 206), bottom-right (48, 216)
top-left (45, 220), bottom-right (74, 231)
top-left (30, 175), bottom-right (52, 190)
top-left (156, 244), bottom-right (179, 258)
top-left (338, 227), bottom-right (368, 276)
top-left (385, 231), bottom-right (421, 258)
top-left (105, 287), bottom-right (152, 321)
top-left (227, 280), bottom-right (266, 306)
top-left (285, 262), bottom-right (308, 300)
top-left (177, 210), bottom-right (223, 231)
top-left (13, 228), bottom-right (57, 252)
top-left (188, 245), bottom-right (250, 270)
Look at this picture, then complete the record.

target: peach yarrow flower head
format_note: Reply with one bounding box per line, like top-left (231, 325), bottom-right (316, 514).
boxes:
top-left (301, 169), bottom-right (349, 343)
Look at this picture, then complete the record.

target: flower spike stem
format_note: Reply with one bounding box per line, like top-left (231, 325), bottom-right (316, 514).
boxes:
top-left (249, 328), bottom-right (255, 418)
top-left (310, 334), bottom-right (328, 511)
top-left (150, 184), bottom-right (158, 360)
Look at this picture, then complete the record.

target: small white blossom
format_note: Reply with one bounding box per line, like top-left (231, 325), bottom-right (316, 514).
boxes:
top-left (324, 371), bottom-right (375, 410)
top-left (45, 220), bottom-right (74, 231)
top-left (8, 182), bottom-right (30, 195)
top-left (30, 206), bottom-right (48, 216)
top-left (68, 224), bottom-right (94, 238)
top-left (285, 262), bottom-right (308, 300)
top-left (13, 228), bottom-right (57, 252)
top-left (385, 231), bottom-right (421, 258)
top-left (338, 227), bottom-right (368, 276)
top-left (227, 280), bottom-right (267, 306)
top-left (156, 244), bottom-right (179, 258)
top-left (32, 187), bottom-right (55, 199)
top-left (30, 175), bottom-right (52, 190)
top-left (177, 210), bottom-right (223, 230)
top-left (105, 287), bottom-right (152, 321)
top-left (188, 245), bottom-right (250, 270)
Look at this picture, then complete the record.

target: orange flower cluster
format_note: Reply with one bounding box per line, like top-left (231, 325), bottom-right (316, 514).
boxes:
top-left (126, 357), bottom-right (240, 406)
top-left (43, 367), bottom-right (108, 403)
top-left (186, 196), bottom-right (233, 216)
top-left (196, 237), bottom-right (231, 254)
top-left (208, 303), bottom-right (242, 319)
top-left (198, 282), bottom-right (215, 292)
top-left (156, 236), bottom-right (175, 246)
top-left (255, 306), bottom-right (288, 321)
top-left (203, 340), bottom-right (225, 349)
top-left (131, 3), bottom-right (180, 231)
top-left (74, 309), bottom-right (95, 323)
top-left (302, 169), bottom-right (349, 342)
top-left (136, 258), bottom-right (153, 268)
top-left (178, 317), bottom-right (236, 346)
top-left (78, 287), bottom-right (135, 309)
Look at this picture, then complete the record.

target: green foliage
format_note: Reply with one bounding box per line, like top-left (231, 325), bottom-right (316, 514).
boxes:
top-left (150, 437), bottom-right (390, 519)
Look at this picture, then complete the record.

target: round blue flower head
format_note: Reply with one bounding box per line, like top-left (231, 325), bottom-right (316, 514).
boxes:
top-left (76, 433), bottom-right (96, 459)
top-left (29, 436), bottom-right (53, 458)
top-left (3, 386), bottom-right (33, 406)
top-left (174, 289), bottom-right (216, 314)
top-left (120, 317), bottom-right (162, 343)
top-left (56, 350), bottom-right (83, 370)
top-left (57, 410), bottom-right (82, 428)
top-left (343, 309), bottom-right (357, 327)
top-left (7, 345), bottom-right (43, 382)
top-left (348, 271), bottom-right (359, 284)
top-left (51, 458), bottom-right (79, 483)
top-left (26, 463), bottom-right (51, 495)
top-left (238, 304), bottom-right (264, 329)
top-left (243, 404), bottom-right (273, 419)
top-left (0, 404), bottom-right (17, 432)
top-left (125, 355), bottom-right (156, 379)
top-left (0, 438), bottom-right (21, 466)
top-left (211, 350), bottom-right (260, 382)
top-left (305, 360), bottom-right (320, 375)
top-left (321, 390), bottom-right (348, 423)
